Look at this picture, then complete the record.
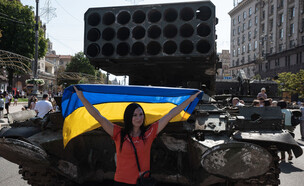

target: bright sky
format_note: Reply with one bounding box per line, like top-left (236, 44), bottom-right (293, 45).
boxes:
top-left (20, 0), bottom-right (233, 83)
top-left (20, 0), bottom-right (233, 56)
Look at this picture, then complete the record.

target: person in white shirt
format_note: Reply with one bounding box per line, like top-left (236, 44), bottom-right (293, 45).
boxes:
top-left (34, 94), bottom-right (54, 118)
top-left (232, 97), bottom-right (245, 107)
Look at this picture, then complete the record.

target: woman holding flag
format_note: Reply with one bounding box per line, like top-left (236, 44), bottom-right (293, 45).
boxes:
top-left (73, 86), bottom-right (200, 186)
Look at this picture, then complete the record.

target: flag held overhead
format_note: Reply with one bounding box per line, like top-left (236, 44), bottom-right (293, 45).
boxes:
top-left (62, 84), bottom-right (203, 147)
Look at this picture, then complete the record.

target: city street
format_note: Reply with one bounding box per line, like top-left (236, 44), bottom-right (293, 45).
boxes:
top-left (0, 104), bottom-right (304, 185)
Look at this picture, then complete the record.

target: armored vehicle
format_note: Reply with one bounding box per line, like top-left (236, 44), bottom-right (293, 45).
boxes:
top-left (0, 1), bottom-right (302, 185)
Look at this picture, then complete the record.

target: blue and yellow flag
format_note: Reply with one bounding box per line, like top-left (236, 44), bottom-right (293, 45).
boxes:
top-left (62, 84), bottom-right (203, 147)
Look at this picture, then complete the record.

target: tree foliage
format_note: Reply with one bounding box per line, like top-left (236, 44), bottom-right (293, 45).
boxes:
top-left (0, 0), bottom-right (48, 91)
top-left (275, 70), bottom-right (304, 98)
top-left (59, 52), bottom-right (107, 87)
top-left (0, 0), bottom-right (47, 60)
top-left (66, 52), bottom-right (96, 75)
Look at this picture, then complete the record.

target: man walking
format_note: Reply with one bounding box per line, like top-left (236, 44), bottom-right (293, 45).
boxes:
top-left (300, 102), bottom-right (304, 141)
top-left (34, 94), bottom-right (53, 118)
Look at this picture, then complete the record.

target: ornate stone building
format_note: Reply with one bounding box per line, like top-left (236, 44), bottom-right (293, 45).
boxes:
top-left (229, 0), bottom-right (304, 79)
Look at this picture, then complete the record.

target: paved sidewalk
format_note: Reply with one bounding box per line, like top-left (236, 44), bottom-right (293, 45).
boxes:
top-left (0, 102), bottom-right (28, 129)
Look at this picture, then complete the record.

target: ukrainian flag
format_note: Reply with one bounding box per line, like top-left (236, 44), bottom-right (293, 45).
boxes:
top-left (62, 84), bottom-right (203, 147)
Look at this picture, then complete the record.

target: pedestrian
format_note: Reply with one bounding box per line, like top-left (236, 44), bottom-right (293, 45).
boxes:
top-left (34, 94), bottom-right (54, 118)
top-left (30, 96), bottom-right (38, 110)
top-left (232, 97), bottom-right (245, 107)
top-left (257, 87), bottom-right (267, 99)
top-left (13, 94), bottom-right (18, 106)
top-left (300, 102), bottom-right (304, 141)
top-left (0, 95), bottom-right (4, 118)
top-left (73, 86), bottom-right (200, 185)
top-left (4, 92), bottom-right (11, 115)
top-left (278, 100), bottom-right (294, 162)
top-left (252, 99), bottom-right (260, 107)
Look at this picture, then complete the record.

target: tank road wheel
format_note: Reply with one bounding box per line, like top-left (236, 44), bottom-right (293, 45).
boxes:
top-left (19, 166), bottom-right (75, 186)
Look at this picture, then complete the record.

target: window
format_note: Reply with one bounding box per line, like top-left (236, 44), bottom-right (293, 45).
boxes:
top-left (254, 28), bottom-right (258, 37)
top-left (270, 5), bottom-right (274, 15)
top-left (243, 23), bottom-right (246, 31)
top-left (275, 59), bottom-right (280, 67)
top-left (270, 47), bottom-right (273, 54)
top-left (233, 18), bottom-right (236, 26)
top-left (290, 23), bottom-right (294, 35)
top-left (279, 44), bottom-right (283, 51)
top-left (254, 40), bottom-right (258, 49)
top-left (233, 50), bottom-right (236, 57)
top-left (255, 4), bottom-right (258, 13)
top-left (262, 24), bottom-right (265, 33)
top-left (280, 14), bottom-right (284, 24)
top-left (262, 11), bottom-right (265, 19)
top-left (248, 31), bottom-right (251, 39)
top-left (243, 11), bottom-right (247, 19)
top-left (248, 43), bottom-right (252, 51)
top-left (269, 19), bottom-right (273, 31)
top-left (238, 26), bottom-right (241, 34)
top-left (242, 45), bottom-right (246, 53)
top-left (238, 37), bottom-right (240, 45)
top-left (285, 56), bottom-right (290, 67)
top-left (248, 55), bottom-right (251, 62)
top-left (255, 16), bottom-right (258, 25)
top-left (278, 0), bottom-right (284, 8)
top-left (290, 40), bottom-right (295, 48)
top-left (233, 29), bottom-right (236, 36)
top-left (248, 19), bottom-right (252, 28)
top-left (242, 34), bottom-right (245, 43)
top-left (249, 7), bottom-right (252, 16)
top-left (238, 48), bottom-right (241, 55)
top-left (280, 28), bottom-right (284, 39)
top-left (232, 39), bottom-right (235, 46)
top-left (238, 15), bottom-right (241, 23)
top-left (290, 7), bottom-right (295, 18)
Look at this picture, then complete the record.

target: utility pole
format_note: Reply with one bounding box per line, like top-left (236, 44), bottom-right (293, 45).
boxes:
top-left (32, 0), bottom-right (40, 96)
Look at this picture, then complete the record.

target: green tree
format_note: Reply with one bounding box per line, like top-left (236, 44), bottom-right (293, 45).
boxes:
top-left (60, 52), bottom-right (97, 86)
top-left (0, 0), bottom-right (48, 90)
top-left (275, 70), bottom-right (304, 98)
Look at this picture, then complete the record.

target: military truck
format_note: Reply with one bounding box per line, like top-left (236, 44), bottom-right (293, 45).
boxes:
top-left (0, 1), bottom-right (302, 185)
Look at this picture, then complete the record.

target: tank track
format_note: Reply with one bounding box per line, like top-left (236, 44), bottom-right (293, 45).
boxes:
top-left (232, 146), bottom-right (280, 186)
top-left (19, 165), bottom-right (74, 186)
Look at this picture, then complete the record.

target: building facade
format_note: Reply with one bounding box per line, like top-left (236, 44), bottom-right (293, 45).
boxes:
top-left (229, 0), bottom-right (304, 79)
top-left (217, 50), bottom-right (232, 79)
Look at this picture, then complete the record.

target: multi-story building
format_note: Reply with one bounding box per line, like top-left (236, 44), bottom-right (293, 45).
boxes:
top-left (217, 50), bottom-right (232, 79)
top-left (229, 0), bottom-right (304, 79)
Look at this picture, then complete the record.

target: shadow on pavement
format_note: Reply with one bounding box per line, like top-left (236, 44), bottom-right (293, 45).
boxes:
top-left (280, 162), bottom-right (303, 173)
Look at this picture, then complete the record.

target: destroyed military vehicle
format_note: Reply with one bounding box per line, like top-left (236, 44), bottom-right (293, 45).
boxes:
top-left (0, 1), bottom-right (302, 185)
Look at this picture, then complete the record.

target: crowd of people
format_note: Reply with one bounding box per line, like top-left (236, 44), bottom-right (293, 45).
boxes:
top-left (232, 87), bottom-right (304, 163)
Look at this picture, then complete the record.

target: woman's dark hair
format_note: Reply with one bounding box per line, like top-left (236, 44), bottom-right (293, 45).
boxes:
top-left (120, 103), bottom-right (146, 151)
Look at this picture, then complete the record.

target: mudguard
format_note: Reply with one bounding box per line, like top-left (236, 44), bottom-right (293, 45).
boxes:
top-left (233, 131), bottom-right (303, 158)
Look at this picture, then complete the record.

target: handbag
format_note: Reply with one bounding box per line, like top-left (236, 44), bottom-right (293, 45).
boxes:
top-left (128, 134), bottom-right (156, 186)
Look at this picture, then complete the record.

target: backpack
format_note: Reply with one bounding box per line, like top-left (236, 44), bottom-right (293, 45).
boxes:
top-left (291, 110), bottom-right (302, 127)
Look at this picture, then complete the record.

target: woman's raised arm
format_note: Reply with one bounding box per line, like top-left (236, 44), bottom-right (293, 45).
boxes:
top-left (74, 86), bottom-right (114, 136)
top-left (157, 91), bottom-right (201, 134)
